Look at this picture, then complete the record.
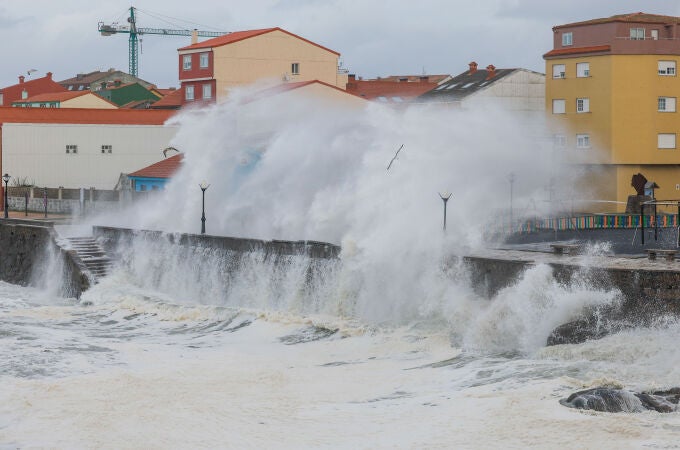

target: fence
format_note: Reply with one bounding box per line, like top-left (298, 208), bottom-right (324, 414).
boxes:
top-left (512, 213), bottom-right (679, 234)
top-left (3, 187), bottom-right (152, 215)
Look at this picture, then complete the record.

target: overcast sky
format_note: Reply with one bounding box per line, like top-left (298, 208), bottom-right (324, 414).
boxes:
top-left (1, 0), bottom-right (679, 89)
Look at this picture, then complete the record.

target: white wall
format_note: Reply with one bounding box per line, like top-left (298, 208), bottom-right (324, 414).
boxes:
top-left (3, 123), bottom-right (177, 189)
top-left (464, 70), bottom-right (545, 111)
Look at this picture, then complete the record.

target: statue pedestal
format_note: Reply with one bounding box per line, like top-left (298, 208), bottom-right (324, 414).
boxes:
top-left (625, 195), bottom-right (653, 214)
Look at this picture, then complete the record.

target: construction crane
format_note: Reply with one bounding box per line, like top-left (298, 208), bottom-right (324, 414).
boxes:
top-left (98, 7), bottom-right (229, 77)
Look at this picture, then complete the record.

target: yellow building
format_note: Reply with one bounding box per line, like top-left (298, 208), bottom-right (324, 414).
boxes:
top-left (544, 12), bottom-right (680, 211)
top-left (177, 27), bottom-right (348, 105)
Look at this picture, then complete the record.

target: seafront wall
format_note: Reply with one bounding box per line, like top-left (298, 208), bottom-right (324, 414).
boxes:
top-left (92, 226), bottom-right (341, 259)
top-left (0, 220), bottom-right (88, 297)
top-left (464, 254), bottom-right (680, 305)
top-left (464, 253), bottom-right (680, 344)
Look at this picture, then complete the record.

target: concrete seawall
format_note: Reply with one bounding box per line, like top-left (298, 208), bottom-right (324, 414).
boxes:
top-left (92, 226), bottom-right (341, 260)
top-left (464, 249), bottom-right (680, 343)
top-left (0, 220), bottom-right (89, 298)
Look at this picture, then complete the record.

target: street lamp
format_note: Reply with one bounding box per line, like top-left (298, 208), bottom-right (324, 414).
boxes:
top-left (438, 191), bottom-right (452, 231)
top-left (2, 173), bottom-right (10, 219)
top-left (199, 182), bottom-right (210, 234)
top-left (508, 172), bottom-right (515, 228)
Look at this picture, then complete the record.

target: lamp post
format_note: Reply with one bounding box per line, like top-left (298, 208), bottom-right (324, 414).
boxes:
top-left (508, 172), bottom-right (515, 229)
top-left (438, 191), bottom-right (452, 231)
top-left (199, 182), bottom-right (210, 235)
top-left (2, 174), bottom-right (10, 219)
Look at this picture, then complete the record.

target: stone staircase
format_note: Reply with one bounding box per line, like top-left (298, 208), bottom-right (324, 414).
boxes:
top-left (63, 237), bottom-right (113, 282)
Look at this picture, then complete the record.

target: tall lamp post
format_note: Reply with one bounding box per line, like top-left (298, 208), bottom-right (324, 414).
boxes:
top-left (2, 174), bottom-right (10, 219)
top-left (508, 172), bottom-right (515, 228)
top-left (199, 182), bottom-right (210, 235)
top-left (438, 191), bottom-right (452, 231)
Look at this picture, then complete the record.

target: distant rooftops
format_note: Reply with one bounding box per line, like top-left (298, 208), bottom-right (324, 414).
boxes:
top-left (346, 74), bottom-right (439, 102)
top-left (418, 62), bottom-right (517, 102)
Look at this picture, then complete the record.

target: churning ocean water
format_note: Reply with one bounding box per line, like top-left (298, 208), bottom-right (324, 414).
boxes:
top-left (4, 85), bottom-right (680, 449)
top-left (3, 256), bottom-right (680, 449)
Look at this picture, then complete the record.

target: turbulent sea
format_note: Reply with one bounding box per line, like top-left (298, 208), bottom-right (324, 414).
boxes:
top-left (4, 86), bottom-right (680, 449)
top-left (3, 264), bottom-right (680, 449)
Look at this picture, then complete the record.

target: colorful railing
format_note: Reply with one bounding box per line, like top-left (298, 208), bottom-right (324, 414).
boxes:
top-left (512, 214), bottom-right (679, 234)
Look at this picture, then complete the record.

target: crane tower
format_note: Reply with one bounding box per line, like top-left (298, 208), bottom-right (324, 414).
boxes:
top-left (98, 7), bottom-right (228, 77)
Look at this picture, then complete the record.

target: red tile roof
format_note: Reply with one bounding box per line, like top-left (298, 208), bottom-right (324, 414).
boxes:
top-left (178, 27), bottom-right (340, 56)
top-left (346, 79), bottom-right (438, 101)
top-left (128, 153), bottom-right (183, 179)
top-left (243, 80), bottom-right (363, 103)
top-left (150, 89), bottom-right (183, 109)
top-left (554, 12), bottom-right (680, 29)
top-left (19, 90), bottom-right (91, 102)
top-left (0, 73), bottom-right (66, 106)
top-left (543, 45), bottom-right (611, 58)
top-left (0, 107), bottom-right (175, 125)
top-left (377, 75), bottom-right (451, 84)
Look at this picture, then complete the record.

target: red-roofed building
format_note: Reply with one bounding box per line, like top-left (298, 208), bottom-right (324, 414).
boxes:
top-left (128, 153), bottom-right (183, 191)
top-left (0, 108), bottom-right (178, 189)
top-left (12, 91), bottom-right (118, 109)
top-left (345, 74), bottom-right (439, 103)
top-left (0, 72), bottom-right (66, 107)
top-left (177, 27), bottom-right (347, 105)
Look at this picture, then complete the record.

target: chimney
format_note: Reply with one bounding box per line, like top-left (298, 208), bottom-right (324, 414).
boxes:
top-left (486, 64), bottom-right (496, 79)
top-left (419, 75), bottom-right (429, 82)
top-left (468, 61), bottom-right (478, 74)
top-left (46, 72), bottom-right (52, 80)
top-left (191, 29), bottom-right (198, 45)
top-left (346, 74), bottom-right (357, 91)
top-left (18, 75), bottom-right (25, 84)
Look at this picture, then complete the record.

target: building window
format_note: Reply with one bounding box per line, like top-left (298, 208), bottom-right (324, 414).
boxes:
top-left (199, 52), bottom-right (209, 68)
top-left (552, 99), bottom-right (566, 114)
top-left (658, 97), bottom-right (677, 112)
top-left (562, 32), bottom-right (573, 46)
top-left (0, 93), bottom-right (3, 106)
top-left (576, 98), bottom-right (590, 113)
top-left (291, 62), bottom-right (300, 75)
top-left (183, 54), bottom-right (192, 71)
top-left (39, 103), bottom-right (46, 108)
top-left (658, 133), bottom-right (676, 149)
top-left (630, 28), bottom-right (645, 40)
top-left (651, 30), bottom-right (659, 40)
top-left (65, 145), bottom-right (78, 154)
top-left (185, 85), bottom-right (194, 101)
top-left (658, 61), bottom-right (676, 76)
top-left (202, 83), bottom-right (212, 99)
top-left (552, 64), bottom-right (566, 79)
top-left (101, 145), bottom-right (112, 154)
top-left (576, 134), bottom-right (590, 149)
top-left (576, 62), bottom-right (590, 77)
top-left (554, 134), bottom-right (566, 148)
top-left (21, 90), bottom-right (28, 100)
